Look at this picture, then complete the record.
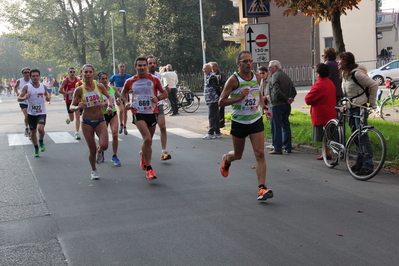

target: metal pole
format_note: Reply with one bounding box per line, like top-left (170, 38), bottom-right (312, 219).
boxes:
top-left (311, 16), bottom-right (315, 84)
top-left (199, 0), bottom-right (206, 65)
top-left (111, 14), bottom-right (116, 75)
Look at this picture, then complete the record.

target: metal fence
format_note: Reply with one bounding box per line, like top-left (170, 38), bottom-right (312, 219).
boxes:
top-left (177, 58), bottom-right (396, 92)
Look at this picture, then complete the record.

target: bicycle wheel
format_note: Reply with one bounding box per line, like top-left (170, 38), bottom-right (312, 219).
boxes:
top-left (181, 93), bottom-right (200, 113)
top-left (346, 127), bottom-right (387, 181)
top-left (380, 94), bottom-right (399, 123)
top-left (163, 98), bottom-right (172, 115)
top-left (322, 119), bottom-right (344, 168)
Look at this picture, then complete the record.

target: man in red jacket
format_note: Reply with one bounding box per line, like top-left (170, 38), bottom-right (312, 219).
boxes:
top-left (305, 63), bottom-right (336, 160)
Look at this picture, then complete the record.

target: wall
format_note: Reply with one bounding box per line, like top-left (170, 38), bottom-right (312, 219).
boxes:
top-left (254, 2), bottom-right (318, 67)
top-left (318, 0), bottom-right (377, 62)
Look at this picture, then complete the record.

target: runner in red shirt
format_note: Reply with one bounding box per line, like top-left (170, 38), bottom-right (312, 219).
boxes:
top-left (59, 67), bottom-right (82, 140)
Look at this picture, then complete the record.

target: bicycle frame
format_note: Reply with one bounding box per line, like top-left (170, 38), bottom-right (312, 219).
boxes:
top-left (323, 98), bottom-right (387, 180)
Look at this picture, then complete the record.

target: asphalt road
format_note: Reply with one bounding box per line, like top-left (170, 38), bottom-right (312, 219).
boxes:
top-left (1, 90), bottom-right (399, 265)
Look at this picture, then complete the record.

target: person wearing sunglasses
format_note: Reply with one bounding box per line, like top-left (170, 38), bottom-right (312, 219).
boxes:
top-left (219, 50), bottom-right (274, 201)
top-left (59, 67), bottom-right (82, 140)
top-left (13, 67), bottom-right (32, 137)
top-left (267, 60), bottom-right (297, 154)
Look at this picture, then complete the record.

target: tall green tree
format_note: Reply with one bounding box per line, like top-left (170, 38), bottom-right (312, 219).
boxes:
top-left (138, 0), bottom-right (238, 72)
top-left (272, 0), bottom-right (362, 53)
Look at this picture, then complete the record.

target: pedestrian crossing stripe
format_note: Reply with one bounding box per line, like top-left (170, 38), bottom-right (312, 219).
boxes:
top-left (7, 128), bottom-right (206, 146)
top-left (48, 132), bottom-right (79, 143)
top-left (248, 0), bottom-right (268, 13)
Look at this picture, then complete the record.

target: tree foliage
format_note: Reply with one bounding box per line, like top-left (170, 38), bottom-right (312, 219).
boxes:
top-left (272, 0), bottom-right (362, 53)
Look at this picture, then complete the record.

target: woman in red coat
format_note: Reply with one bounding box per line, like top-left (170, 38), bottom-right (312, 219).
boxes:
top-left (305, 63), bottom-right (337, 160)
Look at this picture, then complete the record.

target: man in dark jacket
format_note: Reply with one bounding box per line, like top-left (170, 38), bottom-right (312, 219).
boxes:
top-left (210, 62), bottom-right (227, 128)
top-left (268, 60), bottom-right (297, 154)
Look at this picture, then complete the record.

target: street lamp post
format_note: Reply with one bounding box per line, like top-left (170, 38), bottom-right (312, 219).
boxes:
top-left (111, 10), bottom-right (126, 75)
top-left (199, 0), bottom-right (206, 65)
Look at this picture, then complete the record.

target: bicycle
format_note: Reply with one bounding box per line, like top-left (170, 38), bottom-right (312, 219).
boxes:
top-left (370, 76), bottom-right (399, 123)
top-left (163, 86), bottom-right (200, 114)
top-left (322, 98), bottom-right (387, 181)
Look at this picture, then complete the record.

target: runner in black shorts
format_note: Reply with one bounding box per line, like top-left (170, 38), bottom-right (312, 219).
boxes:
top-left (122, 56), bottom-right (168, 180)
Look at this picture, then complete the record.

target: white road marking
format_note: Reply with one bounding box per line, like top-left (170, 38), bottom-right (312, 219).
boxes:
top-left (8, 134), bottom-right (32, 146)
top-left (167, 128), bottom-right (203, 138)
top-left (47, 132), bottom-right (79, 143)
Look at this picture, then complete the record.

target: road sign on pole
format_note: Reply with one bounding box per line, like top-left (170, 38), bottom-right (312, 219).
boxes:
top-left (245, 23), bottom-right (270, 64)
top-left (242, 0), bottom-right (270, 18)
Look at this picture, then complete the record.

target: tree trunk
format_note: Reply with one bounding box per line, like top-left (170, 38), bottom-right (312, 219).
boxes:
top-left (330, 10), bottom-right (346, 54)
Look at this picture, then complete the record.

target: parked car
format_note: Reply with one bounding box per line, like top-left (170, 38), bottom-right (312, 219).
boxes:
top-left (368, 59), bottom-right (399, 85)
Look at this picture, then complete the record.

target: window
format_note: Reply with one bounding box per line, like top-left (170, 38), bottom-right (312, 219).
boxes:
top-left (324, 37), bottom-right (334, 49)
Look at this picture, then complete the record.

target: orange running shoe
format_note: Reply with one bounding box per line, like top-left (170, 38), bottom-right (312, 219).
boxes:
top-left (257, 188), bottom-right (274, 201)
top-left (146, 169), bottom-right (157, 180)
top-left (160, 151), bottom-right (172, 161)
top-left (220, 154), bottom-right (230, 177)
top-left (139, 150), bottom-right (146, 170)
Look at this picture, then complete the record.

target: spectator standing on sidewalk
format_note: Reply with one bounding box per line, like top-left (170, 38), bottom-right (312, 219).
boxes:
top-left (258, 66), bottom-right (273, 150)
top-left (209, 62), bottom-right (227, 128)
top-left (161, 64), bottom-right (179, 116)
top-left (304, 63), bottom-right (336, 160)
top-left (268, 60), bottom-right (297, 154)
top-left (338, 52), bottom-right (378, 176)
top-left (202, 63), bottom-right (221, 140)
top-left (322, 47), bottom-right (342, 105)
top-left (53, 78), bottom-right (59, 96)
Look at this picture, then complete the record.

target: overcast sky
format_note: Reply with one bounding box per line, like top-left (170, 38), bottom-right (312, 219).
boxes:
top-left (382, 0), bottom-right (399, 10)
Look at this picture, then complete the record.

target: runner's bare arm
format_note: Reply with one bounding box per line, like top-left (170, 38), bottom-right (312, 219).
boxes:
top-left (17, 85), bottom-right (29, 102)
top-left (219, 75), bottom-right (245, 107)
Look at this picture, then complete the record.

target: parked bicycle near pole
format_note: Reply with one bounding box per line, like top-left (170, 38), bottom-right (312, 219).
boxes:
top-left (322, 98), bottom-right (387, 181)
top-left (370, 77), bottom-right (399, 123)
top-left (163, 85), bottom-right (200, 114)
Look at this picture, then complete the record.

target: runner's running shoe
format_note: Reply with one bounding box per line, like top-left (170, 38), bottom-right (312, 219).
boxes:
top-left (220, 154), bottom-right (230, 177)
top-left (119, 125), bottom-right (123, 134)
top-left (101, 151), bottom-right (105, 163)
top-left (39, 143), bottom-right (45, 152)
top-left (24, 128), bottom-right (29, 137)
top-left (74, 132), bottom-right (81, 140)
top-left (160, 151), bottom-right (172, 161)
top-left (111, 155), bottom-right (121, 166)
top-left (146, 169), bottom-right (157, 180)
top-left (34, 147), bottom-right (39, 157)
top-left (91, 170), bottom-right (99, 180)
top-left (96, 149), bottom-right (103, 164)
top-left (257, 188), bottom-right (274, 201)
top-left (139, 150), bottom-right (146, 170)
top-left (66, 118), bottom-right (71, 124)
top-left (124, 127), bottom-right (128, 135)
top-left (214, 134), bottom-right (222, 139)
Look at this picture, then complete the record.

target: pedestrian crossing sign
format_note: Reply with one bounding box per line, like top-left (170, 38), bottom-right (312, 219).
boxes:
top-left (243, 0), bottom-right (270, 18)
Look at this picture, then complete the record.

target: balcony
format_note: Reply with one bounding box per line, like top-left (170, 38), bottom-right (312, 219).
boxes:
top-left (222, 22), bottom-right (245, 42)
top-left (376, 10), bottom-right (398, 32)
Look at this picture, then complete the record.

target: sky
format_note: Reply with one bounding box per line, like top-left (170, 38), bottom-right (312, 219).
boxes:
top-left (382, 0), bottom-right (399, 10)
